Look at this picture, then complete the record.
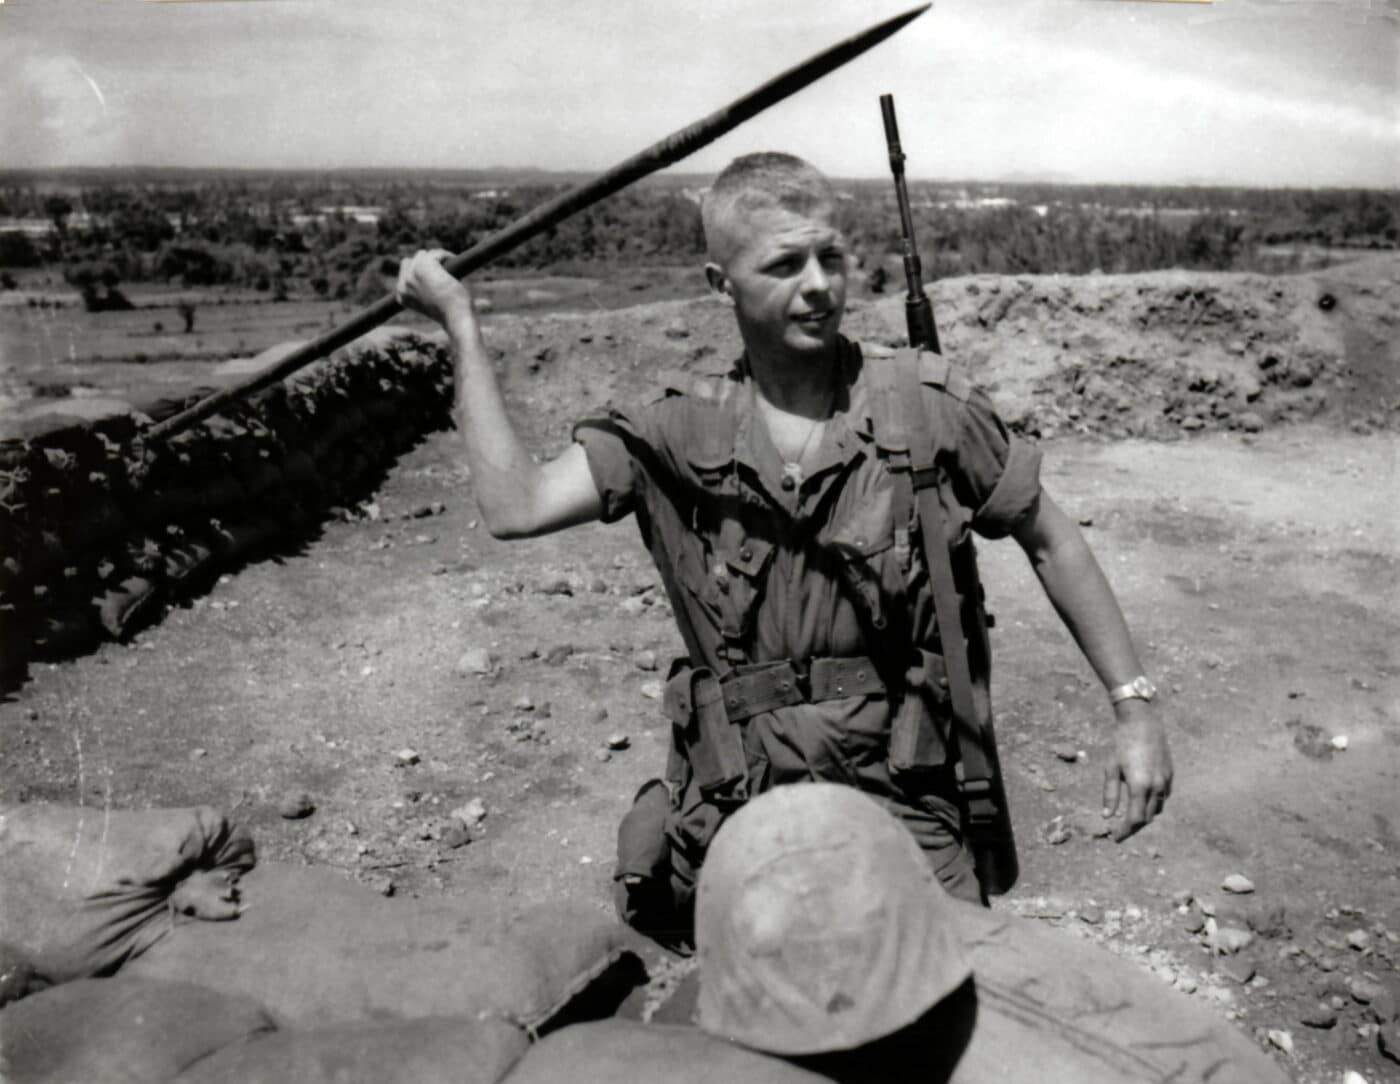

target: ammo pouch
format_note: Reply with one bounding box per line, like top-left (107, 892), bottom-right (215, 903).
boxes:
top-left (887, 648), bottom-right (951, 776)
top-left (663, 657), bottom-right (888, 800)
top-left (664, 666), bottom-right (748, 800)
top-left (615, 779), bottom-right (674, 883)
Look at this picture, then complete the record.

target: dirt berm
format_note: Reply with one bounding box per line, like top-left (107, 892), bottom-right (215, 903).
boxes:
top-left (2, 255), bottom-right (1397, 1084)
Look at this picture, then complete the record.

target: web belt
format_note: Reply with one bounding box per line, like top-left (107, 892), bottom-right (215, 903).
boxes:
top-left (666, 657), bottom-right (888, 726)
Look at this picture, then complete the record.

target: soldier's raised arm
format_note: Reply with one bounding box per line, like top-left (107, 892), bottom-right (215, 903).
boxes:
top-left (396, 250), bottom-right (603, 539)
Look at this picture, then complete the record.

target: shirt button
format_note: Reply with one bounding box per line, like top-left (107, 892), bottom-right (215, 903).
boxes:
top-left (780, 475), bottom-right (796, 491)
top-left (739, 546), bottom-right (753, 562)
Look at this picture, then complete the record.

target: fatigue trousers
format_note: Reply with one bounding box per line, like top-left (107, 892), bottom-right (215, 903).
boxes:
top-left (613, 776), bottom-right (986, 952)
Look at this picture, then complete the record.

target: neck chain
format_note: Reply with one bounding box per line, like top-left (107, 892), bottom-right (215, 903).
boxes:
top-left (778, 376), bottom-right (835, 493)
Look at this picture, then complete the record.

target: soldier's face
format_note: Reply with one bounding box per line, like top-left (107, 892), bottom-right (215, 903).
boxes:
top-left (708, 203), bottom-right (848, 361)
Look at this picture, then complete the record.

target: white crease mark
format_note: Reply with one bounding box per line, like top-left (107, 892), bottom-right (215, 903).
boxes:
top-left (95, 717), bottom-right (113, 885)
top-left (62, 729), bottom-right (87, 894)
top-left (74, 66), bottom-right (108, 114)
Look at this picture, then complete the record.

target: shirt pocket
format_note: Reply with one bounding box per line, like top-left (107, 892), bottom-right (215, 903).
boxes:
top-left (677, 521), bottom-right (775, 652)
top-left (825, 485), bottom-right (901, 633)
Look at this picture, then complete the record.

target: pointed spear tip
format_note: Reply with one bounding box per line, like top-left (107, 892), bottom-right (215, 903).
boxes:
top-left (858, 3), bottom-right (933, 50)
top-left (892, 3), bottom-right (934, 28)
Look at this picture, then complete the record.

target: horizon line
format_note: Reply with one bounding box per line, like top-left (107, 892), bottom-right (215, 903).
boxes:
top-left (0, 164), bottom-right (1395, 193)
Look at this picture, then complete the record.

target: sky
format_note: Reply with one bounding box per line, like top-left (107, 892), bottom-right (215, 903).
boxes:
top-left (1, 0), bottom-right (1395, 187)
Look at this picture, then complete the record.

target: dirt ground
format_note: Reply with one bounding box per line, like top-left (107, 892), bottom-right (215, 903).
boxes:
top-left (2, 259), bottom-right (1397, 1083)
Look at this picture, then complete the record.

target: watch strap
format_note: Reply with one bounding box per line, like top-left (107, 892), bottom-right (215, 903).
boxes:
top-left (1108, 676), bottom-right (1156, 704)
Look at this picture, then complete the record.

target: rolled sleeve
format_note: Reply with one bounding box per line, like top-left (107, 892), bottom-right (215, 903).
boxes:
top-left (572, 416), bottom-right (639, 524)
top-left (971, 435), bottom-right (1042, 538)
top-left (935, 387), bottom-right (1043, 540)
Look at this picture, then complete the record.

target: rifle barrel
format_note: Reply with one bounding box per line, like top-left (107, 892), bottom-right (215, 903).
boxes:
top-left (879, 93), bottom-right (924, 300)
top-left (879, 92), bottom-right (940, 353)
top-left (146, 5), bottom-right (931, 441)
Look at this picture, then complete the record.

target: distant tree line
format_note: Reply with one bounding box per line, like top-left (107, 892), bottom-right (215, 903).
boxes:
top-left (0, 174), bottom-right (1393, 301)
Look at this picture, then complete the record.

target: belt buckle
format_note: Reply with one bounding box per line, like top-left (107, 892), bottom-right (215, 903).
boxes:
top-left (791, 660), bottom-right (812, 702)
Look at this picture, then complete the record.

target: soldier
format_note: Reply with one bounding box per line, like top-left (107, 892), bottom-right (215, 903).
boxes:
top-left (693, 781), bottom-right (977, 1079)
top-left (395, 152), bottom-right (1172, 946)
top-left (688, 783), bottom-right (1289, 1084)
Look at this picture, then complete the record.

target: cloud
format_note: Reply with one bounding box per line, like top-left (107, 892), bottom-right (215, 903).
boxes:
top-left (2, 45), bottom-right (128, 166)
top-left (891, 6), bottom-right (1398, 183)
top-left (0, 0), bottom-right (1391, 183)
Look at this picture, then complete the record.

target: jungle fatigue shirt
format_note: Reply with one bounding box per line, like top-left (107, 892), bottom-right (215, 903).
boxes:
top-left (574, 336), bottom-right (1042, 894)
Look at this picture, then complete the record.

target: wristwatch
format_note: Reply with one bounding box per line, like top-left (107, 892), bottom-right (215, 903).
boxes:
top-left (1108, 676), bottom-right (1157, 705)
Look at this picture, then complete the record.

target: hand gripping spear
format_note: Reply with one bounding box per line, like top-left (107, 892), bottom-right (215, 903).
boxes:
top-left (144, 4), bottom-right (930, 441)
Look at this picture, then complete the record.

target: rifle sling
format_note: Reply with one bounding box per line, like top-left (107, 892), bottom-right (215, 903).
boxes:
top-left (889, 348), bottom-right (995, 788)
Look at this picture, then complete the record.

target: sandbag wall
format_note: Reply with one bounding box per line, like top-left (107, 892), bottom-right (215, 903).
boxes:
top-left (0, 800), bottom-right (638, 1084)
top-left (0, 338), bottom-right (453, 688)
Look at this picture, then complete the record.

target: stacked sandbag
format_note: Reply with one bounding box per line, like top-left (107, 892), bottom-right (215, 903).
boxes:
top-left (171, 1015), bottom-right (530, 1084)
top-left (580, 903), bottom-right (1291, 1084)
top-left (0, 940), bottom-right (38, 1007)
top-left (1, 411), bottom-right (146, 663)
top-left (0, 803), bottom-right (254, 985)
top-left (0, 976), bottom-right (274, 1084)
top-left (0, 800), bottom-right (637, 1084)
top-left (501, 1020), bottom-right (828, 1083)
top-left (949, 904), bottom-right (1292, 1082)
top-left (0, 334), bottom-right (453, 689)
top-left (123, 861), bottom-right (637, 1033)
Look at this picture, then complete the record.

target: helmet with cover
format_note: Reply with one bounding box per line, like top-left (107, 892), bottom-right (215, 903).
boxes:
top-left (695, 782), bottom-right (971, 1055)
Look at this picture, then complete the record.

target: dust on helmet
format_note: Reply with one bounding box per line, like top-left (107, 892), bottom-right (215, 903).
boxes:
top-left (695, 782), bottom-right (972, 1055)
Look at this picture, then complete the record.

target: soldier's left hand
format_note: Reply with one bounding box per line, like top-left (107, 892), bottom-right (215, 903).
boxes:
top-left (1103, 702), bottom-right (1173, 842)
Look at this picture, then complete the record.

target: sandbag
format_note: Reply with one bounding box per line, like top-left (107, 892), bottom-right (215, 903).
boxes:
top-left (162, 538), bottom-right (218, 589)
top-left (277, 448), bottom-right (324, 495)
top-left (649, 903), bottom-right (1289, 1084)
top-left (499, 1021), bottom-right (828, 1084)
top-left (207, 518), bottom-right (281, 563)
top-left (0, 803), bottom-right (254, 983)
top-left (67, 490), bottom-right (128, 556)
top-left (125, 862), bottom-right (634, 1032)
top-left (951, 905), bottom-right (1289, 1083)
top-left (128, 387), bottom-right (221, 425)
top-left (0, 604), bottom-right (31, 690)
top-left (95, 574), bottom-right (163, 639)
top-left (29, 603), bottom-right (103, 659)
top-left (0, 976), bottom-right (275, 1084)
top-left (0, 941), bottom-right (37, 1007)
top-left (196, 473), bottom-right (250, 518)
top-left (172, 1014), bottom-right (529, 1084)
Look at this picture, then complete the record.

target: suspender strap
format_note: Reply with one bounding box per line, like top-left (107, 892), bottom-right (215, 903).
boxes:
top-left (889, 348), bottom-right (995, 789)
top-left (863, 351), bottom-right (917, 566)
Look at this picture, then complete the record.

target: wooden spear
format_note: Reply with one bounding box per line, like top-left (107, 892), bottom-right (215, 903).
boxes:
top-left (145, 4), bottom-right (930, 440)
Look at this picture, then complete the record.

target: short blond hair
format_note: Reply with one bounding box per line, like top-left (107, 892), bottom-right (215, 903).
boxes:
top-left (702, 153), bottom-right (835, 264)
